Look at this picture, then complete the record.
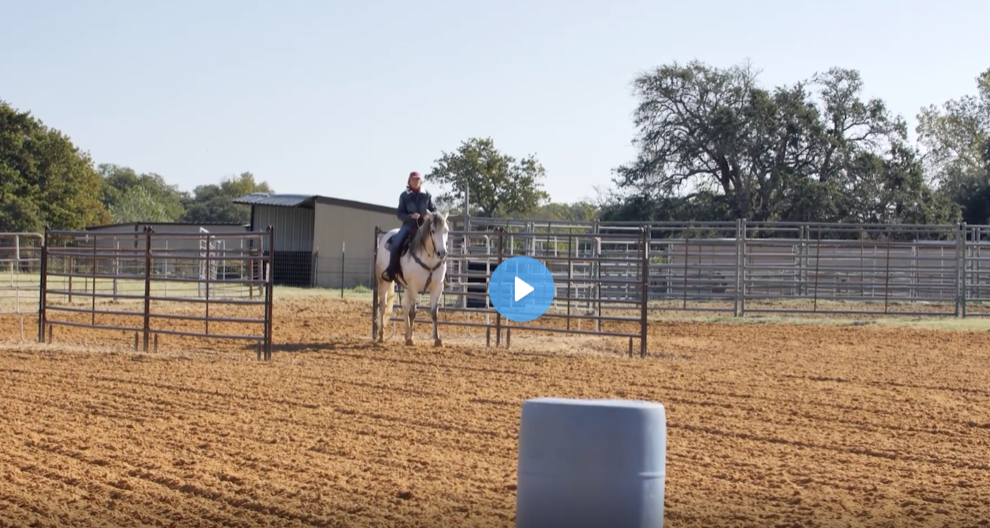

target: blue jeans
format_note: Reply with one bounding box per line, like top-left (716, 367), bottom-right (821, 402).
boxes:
top-left (388, 223), bottom-right (413, 271)
top-left (393, 224), bottom-right (412, 253)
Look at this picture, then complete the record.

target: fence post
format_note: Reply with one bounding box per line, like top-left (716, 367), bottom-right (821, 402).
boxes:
top-left (460, 233), bottom-right (467, 310)
top-left (265, 225), bottom-right (275, 360)
top-left (316, 250), bottom-right (321, 288)
top-left (958, 222), bottom-right (967, 317)
top-left (594, 219), bottom-right (602, 332)
top-left (799, 225), bottom-right (807, 296)
top-left (341, 241), bottom-right (346, 298)
top-left (640, 225), bottom-right (650, 358)
top-left (37, 226), bottom-right (49, 343)
top-left (205, 233), bottom-right (212, 336)
top-left (883, 228), bottom-right (892, 315)
top-left (739, 219), bottom-right (748, 317)
top-left (681, 223), bottom-right (691, 310)
top-left (142, 227), bottom-right (152, 352)
top-left (91, 230), bottom-right (98, 326)
top-left (113, 240), bottom-right (120, 302)
top-left (812, 226), bottom-right (822, 312)
top-left (495, 227), bottom-right (504, 347)
top-left (372, 226), bottom-right (380, 341)
top-left (566, 233), bottom-right (573, 332)
top-left (734, 219), bottom-right (742, 317)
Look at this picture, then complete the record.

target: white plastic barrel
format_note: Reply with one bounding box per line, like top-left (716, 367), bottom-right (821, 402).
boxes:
top-left (515, 397), bottom-right (667, 528)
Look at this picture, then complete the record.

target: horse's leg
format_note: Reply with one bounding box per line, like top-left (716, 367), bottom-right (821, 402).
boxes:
top-left (375, 276), bottom-right (389, 342)
top-left (429, 283), bottom-right (443, 347)
top-left (403, 283), bottom-right (416, 346)
top-left (373, 277), bottom-right (381, 341)
top-left (373, 278), bottom-right (381, 342)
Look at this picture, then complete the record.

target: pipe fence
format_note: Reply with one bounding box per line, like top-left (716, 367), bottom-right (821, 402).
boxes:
top-left (445, 219), bottom-right (990, 318)
top-left (643, 221), bottom-right (975, 316)
top-left (7, 218), bottom-right (990, 355)
top-left (37, 226), bottom-right (276, 359)
top-left (0, 233), bottom-right (44, 341)
top-left (373, 225), bottom-right (651, 356)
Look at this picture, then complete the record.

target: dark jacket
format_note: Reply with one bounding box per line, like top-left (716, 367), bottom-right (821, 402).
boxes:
top-left (397, 188), bottom-right (436, 226)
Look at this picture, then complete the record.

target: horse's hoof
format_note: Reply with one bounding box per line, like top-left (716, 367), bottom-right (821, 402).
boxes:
top-left (434, 339), bottom-right (443, 347)
top-left (405, 339), bottom-right (414, 346)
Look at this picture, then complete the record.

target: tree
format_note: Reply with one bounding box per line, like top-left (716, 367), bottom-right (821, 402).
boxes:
top-left (916, 66), bottom-right (990, 224)
top-left (526, 201), bottom-right (599, 222)
top-left (109, 185), bottom-right (175, 223)
top-left (99, 163), bottom-right (188, 223)
top-left (0, 99), bottom-right (111, 231)
top-left (611, 61), bottom-right (959, 225)
top-left (425, 137), bottom-right (550, 218)
top-left (597, 187), bottom-right (733, 223)
top-left (182, 172), bottom-right (273, 224)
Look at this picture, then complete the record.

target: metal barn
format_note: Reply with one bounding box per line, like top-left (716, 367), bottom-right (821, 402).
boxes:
top-left (233, 193), bottom-right (400, 288)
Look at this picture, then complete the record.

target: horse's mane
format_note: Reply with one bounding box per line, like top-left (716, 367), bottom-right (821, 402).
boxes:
top-left (409, 212), bottom-right (446, 254)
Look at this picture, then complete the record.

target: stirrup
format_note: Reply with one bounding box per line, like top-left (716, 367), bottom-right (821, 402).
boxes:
top-left (382, 268), bottom-right (404, 283)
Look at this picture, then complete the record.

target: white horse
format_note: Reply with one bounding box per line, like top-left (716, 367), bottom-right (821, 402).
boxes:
top-left (374, 211), bottom-right (450, 347)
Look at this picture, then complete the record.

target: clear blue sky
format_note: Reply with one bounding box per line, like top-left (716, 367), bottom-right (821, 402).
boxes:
top-left (2, 0), bottom-right (987, 208)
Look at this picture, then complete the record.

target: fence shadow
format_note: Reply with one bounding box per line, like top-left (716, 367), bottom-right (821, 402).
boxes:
top-left (243, 341), bottom-right (337, 353)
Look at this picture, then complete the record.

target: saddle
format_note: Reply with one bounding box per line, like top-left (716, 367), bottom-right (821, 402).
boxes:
top-left (385, 230), bottom-right (414, 256)
top-left (382, 221), bottom-right (444, 290)
top-left (385, 219), bottom-right (424, 256)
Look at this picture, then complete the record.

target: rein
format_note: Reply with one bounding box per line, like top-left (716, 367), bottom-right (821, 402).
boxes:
top-left (400, 222), bottom-right (446, 292)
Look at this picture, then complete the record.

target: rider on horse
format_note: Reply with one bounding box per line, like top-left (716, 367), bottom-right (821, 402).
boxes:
top-left (381, 171), bottom-right (437, 283)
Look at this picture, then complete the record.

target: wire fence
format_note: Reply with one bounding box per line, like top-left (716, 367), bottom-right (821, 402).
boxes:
top-left (314, 255), bottom-right (375, 295)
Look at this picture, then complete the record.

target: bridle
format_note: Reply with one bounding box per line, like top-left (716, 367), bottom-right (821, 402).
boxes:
top-left (404, 217), bottom-right (447, 292)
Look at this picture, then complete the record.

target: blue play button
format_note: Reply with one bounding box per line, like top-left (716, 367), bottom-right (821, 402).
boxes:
top-left (488, 256), bottom-right (556, 322)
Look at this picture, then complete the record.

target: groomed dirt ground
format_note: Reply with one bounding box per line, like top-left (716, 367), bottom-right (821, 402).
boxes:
top-left (1, 294), bottom-right (989, 527)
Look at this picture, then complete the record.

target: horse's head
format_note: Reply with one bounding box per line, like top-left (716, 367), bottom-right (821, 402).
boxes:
top-left (420, 212), bottom-right (449, 258)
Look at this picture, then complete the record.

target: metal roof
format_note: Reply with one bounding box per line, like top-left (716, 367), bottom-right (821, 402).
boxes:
top-left (87, 221), bottom-right (249, 230)
top-left (232, 193), bottom-right (396, 215)
top-left (232, 193), bottom-right (318, 207)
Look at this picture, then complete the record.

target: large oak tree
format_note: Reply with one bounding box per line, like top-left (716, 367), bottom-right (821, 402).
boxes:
top-left (916, 67), bottom-right (990, 224)
top-left (609, 61), bottom-right (959, 226)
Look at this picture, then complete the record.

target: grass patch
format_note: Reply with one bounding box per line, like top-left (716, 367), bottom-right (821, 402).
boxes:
top-left (869, 317), bottom-right (990, 330)
top-left (271, 285), bottom-right (375, 300)
top-left (644, 311), bottom-right (990, 331)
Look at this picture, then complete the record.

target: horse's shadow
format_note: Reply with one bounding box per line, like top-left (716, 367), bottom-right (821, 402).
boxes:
top-left (239, 342), bottom-right (337, 354)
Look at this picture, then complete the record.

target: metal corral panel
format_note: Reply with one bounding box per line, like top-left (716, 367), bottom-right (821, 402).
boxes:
top-left (84, 222), bottom-right (250, 254)
top-left (77, 223), bottom-right (256, 280)
top-left (313, 202), bottom-right (400, 288)
top-left (251, 205), bottom-right (314, 252)
top-left (644, 238), bottom-right (962, 300)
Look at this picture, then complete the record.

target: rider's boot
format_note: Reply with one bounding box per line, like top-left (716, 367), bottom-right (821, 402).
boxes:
top-left (381, 246), bottom-right (402, 282)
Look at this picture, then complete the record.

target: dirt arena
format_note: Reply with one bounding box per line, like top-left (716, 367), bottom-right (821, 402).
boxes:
top-left (1, 293), bottom-right (989, 527)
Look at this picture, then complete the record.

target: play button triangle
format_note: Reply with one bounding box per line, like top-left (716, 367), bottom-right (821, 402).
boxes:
top-left (487, 256), bottom-right (555, 323)
top-left (514, 276), bottom-right (534, 302)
